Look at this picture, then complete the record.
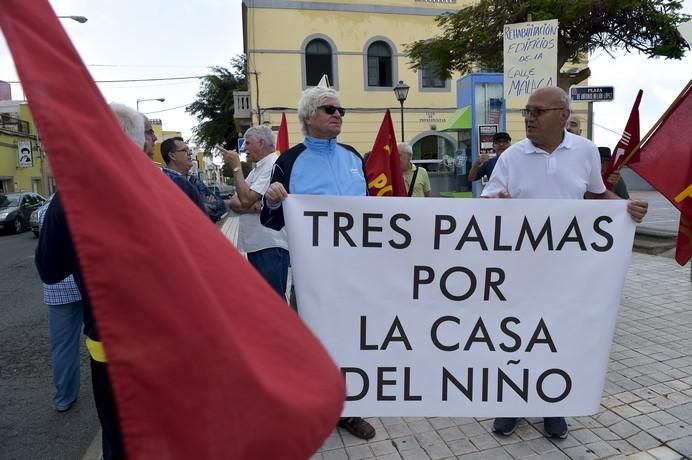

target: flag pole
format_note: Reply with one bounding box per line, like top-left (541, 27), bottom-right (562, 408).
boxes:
top-left (618, 79), bottom-right (692, 169)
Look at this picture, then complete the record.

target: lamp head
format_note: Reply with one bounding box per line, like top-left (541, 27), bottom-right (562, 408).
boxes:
top-left (393, 80), bottom-right (410, 103)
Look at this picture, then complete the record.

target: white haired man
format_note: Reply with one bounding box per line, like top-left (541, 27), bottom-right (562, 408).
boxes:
top-left (38, 103), bottom-right (148, 416)
top-left (109, 102), bottom-right (145, 149)
top-left (398, 142), bottom-right (431, 197)
top-left (482, 87), bottom-right (648, 440)
top-left (260, 86), bottom-right (375, 440)
top-left (36, 102), bottom-right (152, 459)
top-left (218, 126), bottom-right (289, 297)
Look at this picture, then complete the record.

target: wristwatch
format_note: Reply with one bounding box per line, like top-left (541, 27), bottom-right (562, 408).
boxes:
top-left (232, 167), bottom-right (241, 173)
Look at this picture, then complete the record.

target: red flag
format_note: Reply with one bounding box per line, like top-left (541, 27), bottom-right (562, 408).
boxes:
top-left (365, 110), bottom-right (407, 196)
top-left (603, 90), bottom-right (642, 189)
top-left (276, 112), bottom-right (289, 154)
top-left (625, 81), bottom-right (692, 266)
top-left (0, 2), bottom-right (344, 458)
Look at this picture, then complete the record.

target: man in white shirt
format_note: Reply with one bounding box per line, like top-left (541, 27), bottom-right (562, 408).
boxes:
top-left (482, 86), bottom-right (648, 440)
top-left (221, 126), bottom-right (289, 298)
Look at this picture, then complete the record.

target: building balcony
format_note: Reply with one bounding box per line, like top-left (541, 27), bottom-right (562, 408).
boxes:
top-left (0, 113), bottom-right (30, 134)
top-left (233, 91), bottom-right (251, 119)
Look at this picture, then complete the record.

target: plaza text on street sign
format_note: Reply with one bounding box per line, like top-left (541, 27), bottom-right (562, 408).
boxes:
top-left (284, 196), bottom-right (635, 417)
top-left (570, 86), bottom-right (615, 102)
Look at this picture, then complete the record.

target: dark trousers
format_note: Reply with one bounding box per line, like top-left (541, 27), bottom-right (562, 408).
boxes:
top-left (90, 358), bottom-right (125, 460)
top-left (247, 247), bottom-right (290, 299)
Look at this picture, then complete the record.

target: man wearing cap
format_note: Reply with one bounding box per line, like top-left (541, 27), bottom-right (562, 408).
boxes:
top-left (468, 132), bottom-right (511, 182)
top-left (599, 147), bottom-right (629, 199)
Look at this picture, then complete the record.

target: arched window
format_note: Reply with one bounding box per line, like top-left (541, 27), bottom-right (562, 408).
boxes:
top-left (367, 41), bottom-right (392, 87)
top-left (420, 59), bottom-right (446, 89)
top-left (305, 38), bottom-right (333, 87)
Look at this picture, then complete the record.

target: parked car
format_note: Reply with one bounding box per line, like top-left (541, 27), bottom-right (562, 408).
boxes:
top-left (207, 184), bottom-right (235, 199)
top-left (218, 185), bottom-right (235, 199)
top-left (30, 209), bottom-right (40, 236)
top-left (30, 194), bottom-right (54, 237)
top-left (0, 192), bottom-right (47, 234)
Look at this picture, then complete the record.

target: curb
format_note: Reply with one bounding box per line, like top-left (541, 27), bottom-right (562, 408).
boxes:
top-left (635, 225), bottom-right (678, 239)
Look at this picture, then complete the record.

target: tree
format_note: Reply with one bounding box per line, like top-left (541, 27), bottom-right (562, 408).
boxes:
top-left (187, 55), bottom-right (247, 152)
top-left (405, 0), bottom-right (690, 90)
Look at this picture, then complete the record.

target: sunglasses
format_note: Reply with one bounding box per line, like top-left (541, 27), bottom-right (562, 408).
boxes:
top-left (317, 105), bottom-right (346, 116)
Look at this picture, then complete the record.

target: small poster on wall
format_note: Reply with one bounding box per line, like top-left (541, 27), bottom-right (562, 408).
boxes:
top-left (478, 124), bottom-right (498, 156)
top-left (17, 141), bottom-right (33, 168)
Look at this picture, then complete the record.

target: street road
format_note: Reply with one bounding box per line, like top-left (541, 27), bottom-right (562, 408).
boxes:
top-left (0, 231), bottom-right (97, 460)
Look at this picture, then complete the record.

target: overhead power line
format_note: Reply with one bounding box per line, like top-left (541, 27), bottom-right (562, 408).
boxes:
top-left (593, 121), bottom-right (624, 137)
top-left (143, 103), bottom-right (192, 114)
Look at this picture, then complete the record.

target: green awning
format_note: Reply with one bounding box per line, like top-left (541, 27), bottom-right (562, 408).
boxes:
top-left (440, 106), bottom-right (472, 131)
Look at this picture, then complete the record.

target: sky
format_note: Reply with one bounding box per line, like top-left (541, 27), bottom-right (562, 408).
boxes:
top-left (0, 0), bottom-right (690, 148)
top-left (0, 0), bottom-right (245, 142)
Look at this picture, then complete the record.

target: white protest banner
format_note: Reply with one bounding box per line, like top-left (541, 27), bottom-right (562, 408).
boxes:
top-left (503, 19), bottom-right (558, 105)
top-left (284, 196), bottom-right (635, 417)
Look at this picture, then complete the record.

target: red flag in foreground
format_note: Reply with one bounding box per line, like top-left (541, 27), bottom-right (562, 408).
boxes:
top-left (603, 90), bottom-right (643, 190)
top-left (365, 110), bottom-right (407, 196)
top-left (276, 112), bottom-right (290, 154)
top-left (619, 81), bottom-right (692, 266)
top-left (0, 2), bottom-right (344, 458)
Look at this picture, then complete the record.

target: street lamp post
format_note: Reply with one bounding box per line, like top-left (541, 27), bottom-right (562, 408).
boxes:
top-left (136, 98), bottom-right (165, 112)
top-left (393, 80), bottom-right (410, 142)
top-left (57, 15), bottom-right (88, 23)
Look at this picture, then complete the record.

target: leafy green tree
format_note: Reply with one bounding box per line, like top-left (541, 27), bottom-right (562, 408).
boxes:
top-left (405, 0), bottom-right (689, 90)
top-left (187, 55), bottom-right (247, 152)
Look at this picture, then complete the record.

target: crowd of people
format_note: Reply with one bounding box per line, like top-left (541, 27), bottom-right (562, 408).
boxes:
top-left (35, 85), bottom-right (648, 458)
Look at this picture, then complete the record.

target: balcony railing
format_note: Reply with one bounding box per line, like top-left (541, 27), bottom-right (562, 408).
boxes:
top-left (233, 91), bottom-right (251, 119)
top-left (0, 113), bottom-right (30, 134)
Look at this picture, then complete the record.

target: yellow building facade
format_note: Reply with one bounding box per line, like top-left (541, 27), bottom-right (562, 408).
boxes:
top-left (0, 102), bottom-right (46, 195)
top-left (240, 0), bottom-right (470, 159)
top-left (238, 0), bottom-right (590, 194)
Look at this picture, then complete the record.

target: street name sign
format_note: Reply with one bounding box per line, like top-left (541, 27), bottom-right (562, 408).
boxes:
top-left (570, 86), bottom-right (614, 102)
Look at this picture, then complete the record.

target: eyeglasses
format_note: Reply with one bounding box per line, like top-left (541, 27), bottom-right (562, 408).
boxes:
top-left (317, 105), bottom-right (346, 116)
top-left (144, 129), bottom-right (155, 135)
top-left (173, 148), bottom-right (191, 155)
top-left (521, 107), bottom-right (565, 118)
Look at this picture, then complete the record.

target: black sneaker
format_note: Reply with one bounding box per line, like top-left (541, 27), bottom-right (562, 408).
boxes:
top-left (492, 417), bottom-right (518, 436)
top-left (544, 417), bottom-right (568, 439)
top-left (338, 417), bottom-right (376, 440)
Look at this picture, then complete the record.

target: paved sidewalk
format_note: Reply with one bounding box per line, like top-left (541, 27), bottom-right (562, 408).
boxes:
top-left (314, 253), bottom-right (692, 460)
